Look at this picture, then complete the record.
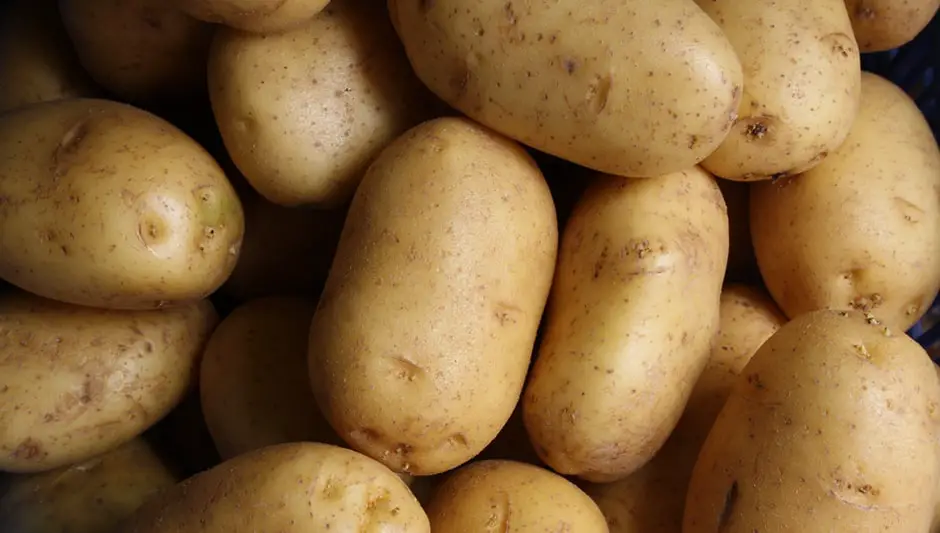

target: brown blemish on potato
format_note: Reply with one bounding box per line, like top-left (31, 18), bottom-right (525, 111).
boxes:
top-left (12, 438), bottom-right (44, 461)
top-left (53, 118), bottom-right (91, 178)
top-left (447, 433), bottom-right (469, 447)
top-left (388, 355), bottom-right (425, 382)
top-left (746, 373), bottom-right (765, 390)
top-left (503, 2), bottom-right (517, 25)
top-left (894, 196), bottom-right (925, 223)
top-left (852, 343), bottom-right (872, 360)
top-left (486, 492), bottom-right (511, 532)
top-left (718, 481), bottom-right (738, 529)
top-left (494, 302), bottom-right (523, 326)
top-left (820, 32), bottom-right (857, 58)
top-left (688, 135), bottom-right (699, 149)
top-left (449, 67), bottom-right (471, 99)
top-left (563, 59), bottom-right (577, 74)
top-left (585, 74), bottom-right (612, 115)
top-left (849, 293), bottom-right (882, 312)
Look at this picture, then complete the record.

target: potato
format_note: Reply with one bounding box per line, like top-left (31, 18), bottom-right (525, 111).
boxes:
top-left (309, 117), bottom-right (557, 475)
top-left (0, 439), bottom-right (177, 533)
top-left (0, 290), bottom-right (217, 473)
top-left (201, 297), bottom-right (343, 460)
top-left (0, 98), bottom-right (244, 310)
top-left (523, 168), bottom-right (728, 482)
top-left (391, 0), bottom-right (743, 178)
top-left (427, 460), bottom-right (608, 532)
top-left (695, 0), bottom-right (861, 181)
top-left (684, 309), bottom-right (940, 532)
top-left (177, 0), bottom-right (331, 33)
top-left (59, 0), bottom-right (213, 106)
top-left (0, 0), bottom-right (96, 113)
top-left (209, 0), bottom-right (434, 207)
top-left (846, 0), bottom-right (940, 52)
top-left (751, 72), bottom-right (940, 332)
top-left (717, 179), bottom-right (759, 283)
top-left (122, 442), bottom-right (430, 532)
top-left (583, 284), bottom-right (784, 532)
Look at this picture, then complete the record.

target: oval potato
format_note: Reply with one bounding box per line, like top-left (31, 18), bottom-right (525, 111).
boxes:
top-left (0, 98), bottom-right (244, 310)
top-left (684, 309), bottom-right (940, 532)
top-left (523, 168), bottom-right (728, 482)
top-left (209, 0), bottom-right (434, 207)
top-left (309, 117), bottom-right (557, 475)
top-left (751, 72), bottom-right (940, 332)
top-left (391, 0), bottom-right (743, 178)
top-left (177, 0), bottom-right (331, 33)
top-left (121, 442), bottom-right (430, 532)
top-left (0, 290), bottom-right (217, 473)
top-left (845, 0), bottom-right (940, 52)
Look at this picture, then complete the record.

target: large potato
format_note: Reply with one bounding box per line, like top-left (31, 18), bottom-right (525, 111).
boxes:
top-left (523, 168), bottom-right (728, 482)
top-left (0, 439), bottom-right (177, 533)
top-left (209, 0), bottom-right (434, 207)
top-left (846, 0), bottom-right (940, 52)
top-left (177, 0), bottom-right (331, 33)
top-left (0, 290), bottom-right (217, 473)
top-left (309, 117), bottom-right (557, 475)
top-left (59, 0), bottom-right (213, 106)
top-left (0, 0), bottom-right (96, 113)
top-left (427, 460), bottom-right (608, 532)
top-left (122, 442), bottom-right (430, 532)
top-left (391, 0), bottom-right (743, 178)
top-left (696, 0), bottom-right (861, 181)
top-left (684, 309), bottom-right (940, 532)
top-left (0, 98), bottom-right (244, 310)
top-left (751, 72), bottom-right (940, 332)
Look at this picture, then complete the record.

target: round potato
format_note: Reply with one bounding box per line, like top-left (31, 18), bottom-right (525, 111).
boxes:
top-left (0, 439), bottom-right (178, 533)
top-left (309, 117), bottom-right (557, 476)
top-left (391, 0), bottom-right (743, 178)
top-left (684, 309), bottom-right (940, 532)
top-left (0, 290), bottom-right (217, 473)
top-left (121, 442), bottom-right (430, 532)
top-left (846, 0), bottom-right (940, 52)
top-left (523, 168), bottom-right (728, 482)
top-left (177, 0), bottom-right (331, 33)
top-left (0, 98), bottom-right (244, 310)
top-left (58, 0), bottom-right (213, 106)
top-left (209, 0), bottom-right (434, 207)
top-left (427, 460), bottom-right (608, 532)
top-left (0, 0), bottom-right (96, 113)
top-left (751, 72), bottom-right (940, 332)
top-left (696, 0), bottom-right (861, 181)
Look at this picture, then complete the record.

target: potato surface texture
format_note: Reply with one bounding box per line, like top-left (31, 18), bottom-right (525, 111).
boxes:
top-left (309, 117), bottom-right (557, 476)
top-left (0, 98), bottom-right (244, 310)
top-left (0, 291), bottom-right (217, 473)
top-left (391, 0), bottom-right (743, 178)
top-left (177, 0), bottom-right (331, 33)
top-left (751, 72), bottom-right (940, 331)
top-left (683, 309), bottom-right (940, 533)
top-left (121, 443), bottom-right (430, 532)
top-left (523, 168), bottom-right (728, 482)
top-left (845, 0), bottom-right (940, 52)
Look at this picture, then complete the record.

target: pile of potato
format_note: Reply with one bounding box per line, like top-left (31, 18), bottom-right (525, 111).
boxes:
top-left (0, 0), bottom-right (938, 531)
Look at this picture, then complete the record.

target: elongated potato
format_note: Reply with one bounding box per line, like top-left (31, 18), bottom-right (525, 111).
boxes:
top-left (391, 0), bottom-right (743, 178)
top-left (696, 0), bottom-right (861, 181)
top-left (846, 0), bottom-right (940, 52)
top-left (309, 117), bottom-right (557, 476)
top-left (751, 72), bottom-right (940, 332)
top-left (0, 290), bottom-right (217, 473)
top-left (0, 98), bottom-right (244, 310)
top-left (177, 0), bottom-right (331, 33)
top-left (684, 309), bottom-right (940, 532)
top-left (523, 168), bottom-right (728, 483)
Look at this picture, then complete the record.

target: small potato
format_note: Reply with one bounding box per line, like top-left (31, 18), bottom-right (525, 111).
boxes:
top-left (0, 0), bottom-right (96, 113)
top-left (209, 0), bottom-right (434, 207)
top-left (59, 0), bottom-right (213, 106)
top-left (846, 0), bottom-right (940, 52)
top-left (0, 98), bottom-right (244, 310)
top-left (122, 442), bottom-right (430, 532)
top-left (684, 309), bottom-right (940, 532)
top-left (309, 117), bottom-right (557, 476)
top-left (717, 179), bottom-right (759, 283)
top-left (0, 439), bottom-right (178, 533)
top-left (427, 460), bottom-right (608, 532)
top-left (523, 168), bottom-right (728, 482)
top-left (177, 0), bottom-right (331, 33)
top-left (696, 0), bottom-right (861, 181)
top-left (0, 290), bottom-right (217, 473)
top-left (751, 72), bottom-right (940, 332)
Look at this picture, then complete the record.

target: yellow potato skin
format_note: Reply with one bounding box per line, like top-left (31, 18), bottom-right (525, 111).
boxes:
top-left (121, 443), bottom-right (430, 533)
top-left (845, 0), bottom-right (940, 52)
top-left (0, 291), bottom-right (217, 474)
top-left (309, 117), bottom-right (557, 476)
top-left (751, 72), bottom-right (940, 332)
top-left (697, 0), bottom-right (861, 181)
top-left (427, 460), bottom-right (608, 532)
top-left (0, 98), bottom-right (244, 310)
top-left (0, 439), bottom-right (178, 533)
top-left (684, 309), bottom-right (940, 532)
top-left (177, 0), bottom-right (331, 33)
top-left (391, 0), bottom-right (743, 178)
top-left (523, 168), bottom-right (728, 483)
